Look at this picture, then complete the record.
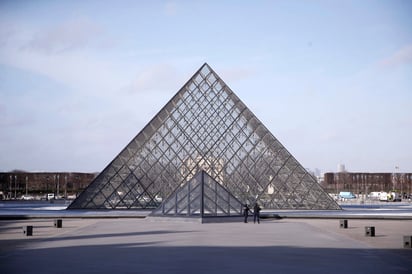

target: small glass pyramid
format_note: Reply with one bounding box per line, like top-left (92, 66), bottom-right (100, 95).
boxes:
top-left (150, 170), bottom-right (243, 217)
top-left (68, 63), bottom-right (340, 211)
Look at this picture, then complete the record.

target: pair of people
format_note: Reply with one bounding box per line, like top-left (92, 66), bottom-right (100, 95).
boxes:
top-left (243, 203), bottom-right (261, 224)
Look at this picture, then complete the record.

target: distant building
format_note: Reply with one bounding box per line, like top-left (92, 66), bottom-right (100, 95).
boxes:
top-left (322, 172), bottom-right (412, 197)
top-left (337, 164), bottom-right (346, 173)
top-left (0, 171), bottom-right (97, 200)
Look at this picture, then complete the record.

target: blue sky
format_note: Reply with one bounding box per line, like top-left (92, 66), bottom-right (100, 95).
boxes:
top-left (0, 0), bottom-right (411, 173)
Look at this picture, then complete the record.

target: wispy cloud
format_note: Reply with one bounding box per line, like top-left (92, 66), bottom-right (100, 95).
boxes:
top-left (219, 67), bottom-right (255, 82)
top-left (0, 48), bottom-right (122, 93)
top-left (0, 108), bottom-right (35, 127)
top-left (126, 63), bottom-right (181, 94)
top-left (0, 22), bottom-right (18, 48)
top-left (164, 1), bottom-right (178, 16)
top-left (380, 44), bottom-right (412, 68)
top-left (22, 17), bottom-right (112, 54)
top-left (0, 16), bottom-right (121, 94)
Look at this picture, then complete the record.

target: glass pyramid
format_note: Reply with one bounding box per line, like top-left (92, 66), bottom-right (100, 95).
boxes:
top-left (68, 63), bottom-right (340, 210)
top-left (150, 170), bottom-right (243, 217)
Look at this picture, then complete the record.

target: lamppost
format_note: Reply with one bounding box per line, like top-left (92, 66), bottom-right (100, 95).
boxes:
top-left (335, 174), bottom-right (338, 197)
top-left (64, 175), bottom-right (67, 199)
top-left (392, 166), bottom-right (398, 191)
top-left (398, 167), bottom-right (403, 198)
top-left (76, 175), bottom-right (80, 197)
top-left (25, 176), bottom-right (28, 196)
top-left (9, 175), bottom-right (12, 200)
top-left (46, 176), bottom-right (49, 200)
top-left (14, 175), bottom-right (17, 199)
top-left (56, 174), bottom-right (60, 199)
top-left (395, 166), bottom-right (400, 193)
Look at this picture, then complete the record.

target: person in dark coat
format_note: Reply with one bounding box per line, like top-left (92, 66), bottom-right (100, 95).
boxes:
top-left (243, 204), bottom-right (250, 223)
top-left (253, 203), bottom-right (261, 224)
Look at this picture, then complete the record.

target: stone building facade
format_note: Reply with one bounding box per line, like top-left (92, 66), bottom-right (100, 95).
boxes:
top-left (322, 172), bottom-right (412, 197)
top-left (0, 171), bottom-right (97, 200)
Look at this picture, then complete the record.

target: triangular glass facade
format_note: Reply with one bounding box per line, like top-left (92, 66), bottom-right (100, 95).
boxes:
top-left (68, 63), bottom-right (340, 210)
top-left (150, 170), bottom-right (243, 217)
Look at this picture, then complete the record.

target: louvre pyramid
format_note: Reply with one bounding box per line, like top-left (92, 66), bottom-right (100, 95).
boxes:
top-left (150, 170), bottom-right (243, 217)
top-left (69, 63), bottom-right (340, 210)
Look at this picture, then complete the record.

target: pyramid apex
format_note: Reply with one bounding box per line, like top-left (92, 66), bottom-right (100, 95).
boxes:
top-left (200, 62), bottom-right (211, 69)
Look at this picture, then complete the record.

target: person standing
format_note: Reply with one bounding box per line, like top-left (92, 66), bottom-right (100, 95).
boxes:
top-left (253, 203), bottom-right (261, 224)
top-left (243, 204), bottom-right (250, 223)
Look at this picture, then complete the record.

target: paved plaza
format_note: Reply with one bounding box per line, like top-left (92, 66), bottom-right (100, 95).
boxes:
top-left (1, 217), bottom-right (411, 274)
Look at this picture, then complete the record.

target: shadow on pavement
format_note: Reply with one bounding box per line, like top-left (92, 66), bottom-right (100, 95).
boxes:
top-left (2, 244), bottom-right (411, 274)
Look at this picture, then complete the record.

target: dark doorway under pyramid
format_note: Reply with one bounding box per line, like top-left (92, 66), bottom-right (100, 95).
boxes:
top-left (68, 63), bottom-right (340, 211)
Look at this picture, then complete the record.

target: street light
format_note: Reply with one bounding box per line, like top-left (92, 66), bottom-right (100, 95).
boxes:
top-left (14, 175), bottom-right (17, 199)
top-left (394, 166), bottom-right (404, 200)
top-left (9, 175), bottom-right (12, 200)
top-left (56, 174), bottom-right (60, 199)
top-left (25, 176), bottom-right (28, 196)
top-left (46, 176), bottom-right (49, 200)
top-left (64, 175), bottom-right (67, 199)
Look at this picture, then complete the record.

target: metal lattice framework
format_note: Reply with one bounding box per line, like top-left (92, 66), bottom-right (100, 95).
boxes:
top-left (150, 170), bottom-right (243, 217)
top-left (68, 63), bottom-right (340, 211)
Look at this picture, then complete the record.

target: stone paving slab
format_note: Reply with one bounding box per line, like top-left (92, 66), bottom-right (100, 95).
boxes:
top-left (1, 218), bottom-right (411, 274)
